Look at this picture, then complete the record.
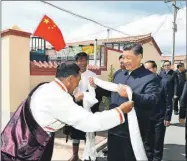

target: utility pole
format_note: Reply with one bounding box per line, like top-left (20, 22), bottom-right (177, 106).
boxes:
top-left (107, 29), bottom-right (110, 41)
top-left (165, 0), bottom-right (180, 66)
top-left (94, 39), bottom-right (97, 65)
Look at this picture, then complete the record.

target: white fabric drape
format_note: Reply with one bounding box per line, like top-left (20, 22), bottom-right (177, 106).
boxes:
top-left (82, 83), bottom-right (99, 161)
top-left (93, 77), bottom-right (148, 161)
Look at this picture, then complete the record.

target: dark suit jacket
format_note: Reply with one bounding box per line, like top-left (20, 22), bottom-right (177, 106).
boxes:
top-left (179, 81), bottom-right (187, 120)
top-left (159, 69), bottom-right (178, 96)
top-left (109, 65), bottom-right (160, 138)
top-left (113, 69), bottom-right (123, 79)
top-left (175, 70), bottom-right (186, 96)
top-left (151, 75), bottom-right (172, 121)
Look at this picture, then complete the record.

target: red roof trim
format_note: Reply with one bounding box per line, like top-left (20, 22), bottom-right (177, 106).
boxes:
top-left (1, 29), bottom-right (32, 38)
top-left (45, 33), bottom-right (152, 48)
top-left (30, 61), bottom-right (102, 76)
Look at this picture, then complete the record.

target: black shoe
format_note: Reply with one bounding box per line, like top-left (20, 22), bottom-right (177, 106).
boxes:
top-left (102, 148), bottom-right (108, 156)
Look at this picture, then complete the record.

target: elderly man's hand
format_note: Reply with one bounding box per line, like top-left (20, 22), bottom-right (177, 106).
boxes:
top-left (74, 92), bottom-right (84, 102)
top-left (89, 77), bottom-right (97, 88)
top-left (119, 101), bottom-right (134, 113)
top-left (117, 84), bottom-right (129, 98)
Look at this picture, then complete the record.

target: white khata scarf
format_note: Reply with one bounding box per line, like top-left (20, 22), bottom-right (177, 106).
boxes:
top-left (82, 77), bottom-right (148, 161)
top-left (82, 80), bottom-right (98, 161)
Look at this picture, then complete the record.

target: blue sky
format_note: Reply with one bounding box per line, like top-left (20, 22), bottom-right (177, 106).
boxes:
top-left (2, 1), bottom-right (186, 55)
top-left (101, 1), bottom-right (186, 13)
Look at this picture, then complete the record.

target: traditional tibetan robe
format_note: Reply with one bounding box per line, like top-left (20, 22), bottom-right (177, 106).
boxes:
top-left (1, 82), bottom-right (54, 161)
top-left (1, 79), bottom-right (125, 161)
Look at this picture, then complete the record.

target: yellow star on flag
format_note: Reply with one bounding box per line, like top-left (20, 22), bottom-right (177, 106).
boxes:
top-left (44, 18), bottom-right (49, 24)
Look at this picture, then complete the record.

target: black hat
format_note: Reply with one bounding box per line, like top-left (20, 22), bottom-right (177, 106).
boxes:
top-left (56, 63), bottom-right (80, 78)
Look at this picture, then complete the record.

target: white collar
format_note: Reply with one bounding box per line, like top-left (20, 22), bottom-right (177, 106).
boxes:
top-left (54, 78), bottom-right (68, 93)
top-left (81, 69), bottom-right (88, 74)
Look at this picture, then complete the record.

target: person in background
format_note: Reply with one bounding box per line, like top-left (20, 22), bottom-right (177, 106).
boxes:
top-left (101, 54), bottom-right (127, 156)
top-left (144, 60), bottom-right (172, 161)
top-left (69, 52), bottom-right (110, 161)
top-left (159, 60), bottom-right (178, 114)
top-left (113, 55), bottom-right (126, 78)
top-left (173, 63), bottom-right (186, 115)
top-left (1, 63), bottom-right (134, 161)
top-left (179, 70), bottom-right (187, 160)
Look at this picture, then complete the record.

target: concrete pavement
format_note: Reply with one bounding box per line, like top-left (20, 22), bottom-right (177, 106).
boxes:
top-left (52, 134), bottom-right (106, 161)
top-left (163, 113), bottom-right (185, 161)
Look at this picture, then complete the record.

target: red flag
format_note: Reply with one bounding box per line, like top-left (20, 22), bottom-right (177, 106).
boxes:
top-left (33, 15), bottom-right (66, 51)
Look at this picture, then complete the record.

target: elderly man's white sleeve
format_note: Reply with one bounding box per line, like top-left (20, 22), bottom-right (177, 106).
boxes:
top-left (50, 94), bottom-right (125, 132)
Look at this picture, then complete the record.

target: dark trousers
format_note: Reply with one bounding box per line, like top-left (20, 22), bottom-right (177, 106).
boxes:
top-left (144, 119), bottom-right (166, 161)
top-left (185, 122), bottom-right (187, 160)
top-left (173, 96), bottom-right (181, 112)
top-left (107, 134), bottom-right (136, 161)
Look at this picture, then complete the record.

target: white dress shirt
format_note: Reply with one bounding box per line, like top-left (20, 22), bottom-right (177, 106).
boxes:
top-left (30, 78), bottom-right (125, 133)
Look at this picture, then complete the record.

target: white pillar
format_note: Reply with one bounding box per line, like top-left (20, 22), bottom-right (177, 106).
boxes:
top-left (1, 26), bottom-right (31, 132)
top-left (1, 35), bottom-right (11, 132)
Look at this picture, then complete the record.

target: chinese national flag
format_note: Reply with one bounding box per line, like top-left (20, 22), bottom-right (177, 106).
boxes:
top-left (33, 15), bottom-right (66, 51)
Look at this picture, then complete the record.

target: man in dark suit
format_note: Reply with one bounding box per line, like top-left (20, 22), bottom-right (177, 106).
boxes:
top-left (173, 63), bottom-right (186, 115)
top-left (179, 70), bottom-right (187, 159)
top-left (107, 43), bottom-right (160, 161)
top-left (159, 60), bottom-right (178, 115)
top-left (144, 60), bottom-right (172, 161)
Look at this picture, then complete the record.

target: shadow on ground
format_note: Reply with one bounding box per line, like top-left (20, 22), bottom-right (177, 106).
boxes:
top-left (170, 123), bottom-right (185, 127)
top-left (163, 144), bottom-right (186, 161)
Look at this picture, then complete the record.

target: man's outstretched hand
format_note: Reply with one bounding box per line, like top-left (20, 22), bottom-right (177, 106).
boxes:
top-left (119, 101), bottom-right (134, 113)
top-left (117, 84), bottom-right (130, 98)
top-left (89, 77), bottom-right (97, 88)
top-left (74, 92), bottom-right (84, 102)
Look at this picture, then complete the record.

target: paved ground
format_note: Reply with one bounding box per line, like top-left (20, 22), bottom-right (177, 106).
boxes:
top-left (52, 133), bottom-right (106, 161)
top-left (52, 113), bottom-right (185, 161)
top-left (162, 113), bottom-right (185, 161)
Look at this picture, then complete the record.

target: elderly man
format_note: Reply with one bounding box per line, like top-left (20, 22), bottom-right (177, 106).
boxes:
top-left (1, 63), bottom-right (134, 161)
top-left (144, 60), bottom-right (172, 161)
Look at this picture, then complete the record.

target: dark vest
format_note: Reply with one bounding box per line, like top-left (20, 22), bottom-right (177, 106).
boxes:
top-left (1, 82), bottom-right (55, 161)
